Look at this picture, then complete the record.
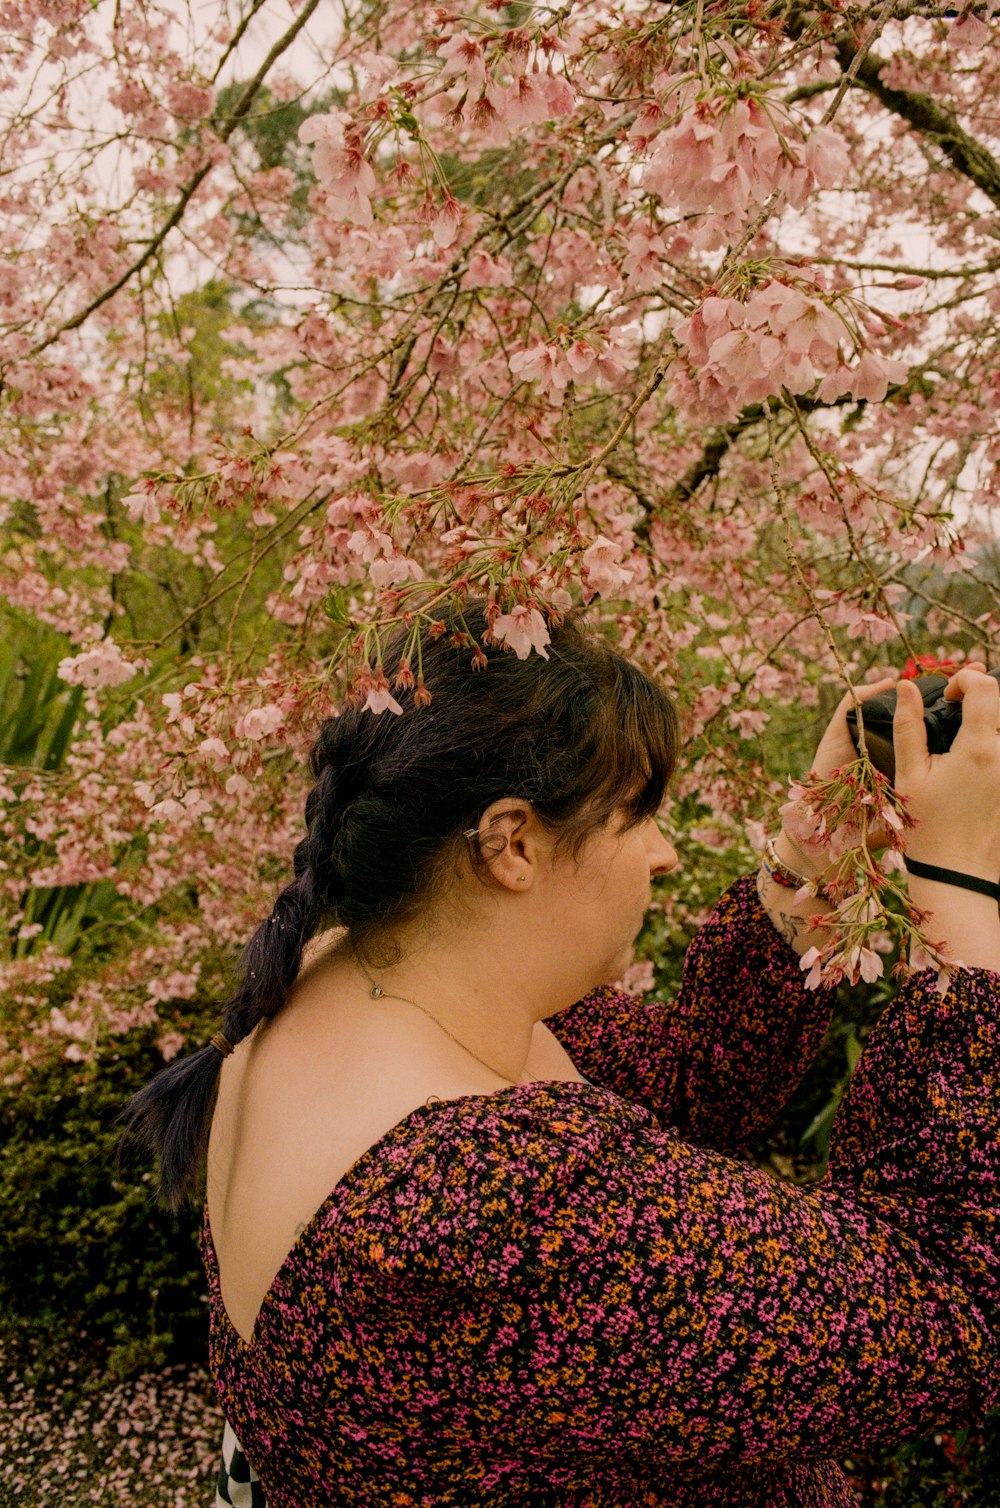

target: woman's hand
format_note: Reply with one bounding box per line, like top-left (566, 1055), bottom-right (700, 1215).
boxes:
top-left (779, 676), bottom-right (901, 878)
top-left (893, 665), bottom-right (1000, 880)
top-left (761, 682), bottom-right (903, 949)
top-left (809, 676), bottom-right (897, 783)
top-left (786, 664), bottom-right (991, 873)
top-left (892, 665), bottom-right (1000, 973)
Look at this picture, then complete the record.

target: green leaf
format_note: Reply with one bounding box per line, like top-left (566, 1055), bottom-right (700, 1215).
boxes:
top-left (324, 588), bottom-right (351, 625)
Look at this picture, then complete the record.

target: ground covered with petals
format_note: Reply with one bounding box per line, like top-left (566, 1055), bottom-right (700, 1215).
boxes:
top-left (0, 1346), bottom-right (220, 1508)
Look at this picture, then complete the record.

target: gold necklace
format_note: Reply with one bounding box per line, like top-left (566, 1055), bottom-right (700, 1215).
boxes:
top-left (353, 956), bottom-right (519, 1086)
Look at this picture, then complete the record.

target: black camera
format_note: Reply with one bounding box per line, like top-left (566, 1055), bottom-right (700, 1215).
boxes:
top-left (845, 669), bottom-right (1000, 781)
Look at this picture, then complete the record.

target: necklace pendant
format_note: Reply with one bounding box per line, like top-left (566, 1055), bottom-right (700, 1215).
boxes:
top-left (369, 984), bottom-right (384, 999)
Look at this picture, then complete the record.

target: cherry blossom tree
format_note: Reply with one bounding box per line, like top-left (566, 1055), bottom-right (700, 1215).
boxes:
top-left (2, 0), bottom-right (999, 1060)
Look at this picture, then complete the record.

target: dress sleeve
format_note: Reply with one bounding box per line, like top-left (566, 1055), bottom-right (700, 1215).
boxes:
top-left (355, 968), bottom-right (999, 1474)
top-left (549, 871), bottom-right (837, 1150)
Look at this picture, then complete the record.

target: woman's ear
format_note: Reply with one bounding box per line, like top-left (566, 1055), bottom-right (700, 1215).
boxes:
top-left (467, 798), bottom-right (541, 891)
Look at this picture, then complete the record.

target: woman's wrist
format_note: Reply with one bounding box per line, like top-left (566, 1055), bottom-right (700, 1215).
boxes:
top-left (773, 829), bottom-right (836, 887)
top-left (904, 873), bottom-right (1000, 974)
top-left (757, 834), bottom-right (834, 958)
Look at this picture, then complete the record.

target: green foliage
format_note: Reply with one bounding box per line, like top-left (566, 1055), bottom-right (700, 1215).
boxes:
top-left (0, 1021), bottom-right (214, 1381)
top-left (215, 80), bottom-right (344, 232)
top-left (141, 278), bottom-right (255, 431)
top-left (217, 82), bottom-right (314, 173)
top-left (0, 618), bottom-right (127, 961)
top-left (439, 146), bottom-right (539, 211)
top-left (798, 1018), bottom-right (863, 1168)
top-left (0, 620), bottom-right (81, 772)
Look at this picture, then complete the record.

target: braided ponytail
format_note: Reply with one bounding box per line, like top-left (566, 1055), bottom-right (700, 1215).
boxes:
top-left (118, 818), bottom-right (328, 1210)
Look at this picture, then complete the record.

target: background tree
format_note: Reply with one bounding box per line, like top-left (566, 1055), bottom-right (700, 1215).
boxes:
top-left (0, 6), bottom-right (998, 1491)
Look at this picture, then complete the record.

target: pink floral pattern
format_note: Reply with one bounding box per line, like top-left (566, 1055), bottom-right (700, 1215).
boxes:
top-left (203, 876), bottom-right (1000, 1505)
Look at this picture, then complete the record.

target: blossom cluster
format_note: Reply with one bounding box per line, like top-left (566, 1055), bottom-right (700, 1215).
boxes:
top-left (642, 95), bottom-right (848, 248)
top-left (672, 281), bottom-right (908, 422)
top-left (0, 0), bottom-right (997, 1059)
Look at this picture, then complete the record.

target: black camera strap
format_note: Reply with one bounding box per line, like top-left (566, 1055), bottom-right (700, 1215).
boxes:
top-left (904, 855), bottom-right (1000, 903)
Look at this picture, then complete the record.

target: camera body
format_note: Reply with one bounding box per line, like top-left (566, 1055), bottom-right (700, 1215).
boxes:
top-left (845, 669), bottom-right (1000, 781)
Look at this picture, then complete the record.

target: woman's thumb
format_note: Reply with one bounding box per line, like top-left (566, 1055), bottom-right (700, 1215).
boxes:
top-left (892, 678), bottom-right (928, 778)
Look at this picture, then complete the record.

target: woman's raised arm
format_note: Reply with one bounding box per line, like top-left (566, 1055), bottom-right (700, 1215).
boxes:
top-left (549, 872), bottom-right (838, 1151)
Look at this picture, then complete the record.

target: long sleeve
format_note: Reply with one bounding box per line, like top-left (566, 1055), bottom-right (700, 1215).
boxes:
top-left (350, 972), bottom-right (998, 1481)
top-left (549, 871), bottom-right (837, 1150)
top-left (206, 967), bottom-right (1000, 1506)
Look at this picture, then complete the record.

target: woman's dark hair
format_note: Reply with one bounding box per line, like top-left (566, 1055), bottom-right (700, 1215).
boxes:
top-left (118, 602), bottom-right (679, 1208)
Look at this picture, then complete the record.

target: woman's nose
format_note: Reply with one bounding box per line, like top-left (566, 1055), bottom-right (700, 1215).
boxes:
top-left (646, 822), bottom-right (679, 876)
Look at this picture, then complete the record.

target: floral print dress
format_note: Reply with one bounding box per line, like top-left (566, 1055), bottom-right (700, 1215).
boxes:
top-left (203, 875), bottom-right (1000, 1505)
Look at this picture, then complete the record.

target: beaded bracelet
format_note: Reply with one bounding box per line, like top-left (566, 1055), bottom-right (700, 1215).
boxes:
top-left (761, 837), bottom-right (821, 895)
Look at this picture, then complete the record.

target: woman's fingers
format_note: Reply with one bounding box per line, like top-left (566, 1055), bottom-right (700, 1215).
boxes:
top-left (943, 662), bottom-right (987, 701)
top-left (837, 676), bottom-right (895, 713)
top-left (892, 677), bottom-right (930, 778)
top-left (858, 676), bottom-right (898, 697)
top-left (827, 677), bottom-right (896, 731)
top-left (851, 676), bottom-right (896, 719)
top-left (811, 677), bottom-right (898, 778)
top-left (894, 667), bottom-right (1000, 878)
top-left (951, 670), bottom-right (1000, 747)
top-left (895, 667), bottom-right (999, 782)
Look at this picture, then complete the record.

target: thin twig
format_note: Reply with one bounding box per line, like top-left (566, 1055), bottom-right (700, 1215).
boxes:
top-left (26, 0), bottom-right (322, 358)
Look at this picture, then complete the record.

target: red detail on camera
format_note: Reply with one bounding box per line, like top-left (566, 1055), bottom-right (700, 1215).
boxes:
top-left (901, 655), bottom-right (959, 680)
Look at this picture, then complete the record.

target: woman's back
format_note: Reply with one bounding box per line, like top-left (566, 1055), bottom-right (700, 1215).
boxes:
top-left (207, 943), bottom-right (587, 1345)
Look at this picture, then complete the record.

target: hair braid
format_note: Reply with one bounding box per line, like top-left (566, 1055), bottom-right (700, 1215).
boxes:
top-left (118, 767), bottom-right (344, 1210)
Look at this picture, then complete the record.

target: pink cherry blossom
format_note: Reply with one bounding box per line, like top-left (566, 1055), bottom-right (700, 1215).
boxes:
top-left (121, 486), bottom-right (161, 524)
top-left (854, 946), bottom-right (884, 984)
top-left (156, 1029), bottom-right (186, 1062)
top-left (196, 737), bottom-right (230, 768)
top-left (504, 75), bottom-right (552, 128)
top-left (581, 534), bottom-right (635, 601)
top-left (348, 526), bottom-right (395, 563)
top-left (619, 958), bottom-right (654, 993)
top-left (508, 342), bottom-right (572, 395)
top-left (846, 350), bottom-right (909, 403)
top-left (643, 114), bottom-right (719, 207)
top-left (802, 125), bottom-right (850, 185)
top-left (370, 553), bottom-right (422, 588)
top-left (299, 111), bottom-right (377, 225)
top-left (539, 72), bottom-right (575, 117)
top-left (462, 251), bottom-right (514, 288)
top-left (356, 50), bottom-right (399, 101)
top-left (949, 13), bottom-right (992, 48)
top-left (490, 606), bottom-right (551, 660)
top-left (363, 682), bottom-right (404, 715)
top-left (236, 704), bottom-right (285, 740)
top-left (438, 32), bottom-right (486, 96)
top-left (58, 641), bottom-right (139, 689)
top-left (798, 946), bottom-right (826, 991)
top-left (431, 195), bottom-right (464, 249)
top-left (621, 227), bottom-right (667, 292)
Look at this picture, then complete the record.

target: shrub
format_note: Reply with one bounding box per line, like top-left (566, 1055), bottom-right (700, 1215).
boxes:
top-left (0, 1020), bottom-right (215, 1382)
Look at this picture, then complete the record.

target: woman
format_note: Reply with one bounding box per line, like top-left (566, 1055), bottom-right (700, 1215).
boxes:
top-left (123, 609), bottom-right (1000, 1507)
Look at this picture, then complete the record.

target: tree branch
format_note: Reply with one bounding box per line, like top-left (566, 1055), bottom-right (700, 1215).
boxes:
top-left (25, 0), bottom-right (322, 359)
top-left (836, 40), bottom-right (1000, 210)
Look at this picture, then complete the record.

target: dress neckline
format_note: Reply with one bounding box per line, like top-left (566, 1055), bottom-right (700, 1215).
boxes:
top-left (204, 1076), bottom-right (600, 1350)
